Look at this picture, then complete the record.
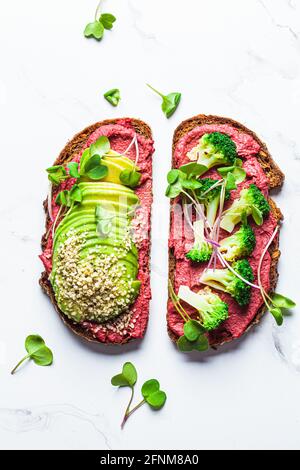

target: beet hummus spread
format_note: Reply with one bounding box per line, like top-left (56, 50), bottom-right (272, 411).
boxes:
top-left (40, 119), bottom-right (154, 344)
top-left (168, 124), bottom-right (278, 346)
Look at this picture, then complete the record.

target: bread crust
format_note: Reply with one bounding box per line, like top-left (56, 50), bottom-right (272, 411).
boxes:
top-left (40, 118), bottom-right (153, 344)
top-left (168, 114), bottom-right (284, 347)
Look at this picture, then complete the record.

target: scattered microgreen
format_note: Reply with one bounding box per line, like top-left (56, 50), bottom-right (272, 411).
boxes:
top-left (111, 361), bottom-right (137, 387)
top-left (268, 293), bottom-right (296, 326)
top-left (84, 2), bottom-right (116, 41)
top-left (104, 88), bottom-right (121, 107)
top-left (111, 362), bottom-right (167, 428)
top-left (146, 83), bottom-right (181, 118)
top-left (11, 335), bottom-right (53, 375)
top-left (100, 13), bottom-right (116, 30)
top-left (46, 165), bottom-right (68, 185)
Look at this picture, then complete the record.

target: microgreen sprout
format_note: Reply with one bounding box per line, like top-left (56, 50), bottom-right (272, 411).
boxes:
top-left (146, 83), bottom-right (181, 118)
top-left (84, 1), bottom-right (116, 41)
top-left (104, 88), bottom-right (121, 107)
top-left (168, 281), bottom-right (209, 352)
top-left (256, 225), bottom-right (296, 325)
top-left (111, 362), bottom-right (167, 428)
top-left (11, 335), bottom-right (53, 375)
top-left (119, 134), bottom-right (142, 188)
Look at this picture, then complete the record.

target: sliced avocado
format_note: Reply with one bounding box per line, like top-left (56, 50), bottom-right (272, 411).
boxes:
top-left (51, 181), bottom-right (141, 325)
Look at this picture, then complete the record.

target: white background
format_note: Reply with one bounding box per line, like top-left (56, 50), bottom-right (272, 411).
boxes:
top-left (0, 0), bottom-right (300, 450)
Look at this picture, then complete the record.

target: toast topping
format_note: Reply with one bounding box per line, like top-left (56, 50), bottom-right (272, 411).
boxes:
top-left (51, 229), bottom-right (140, 323)
top-left (167, 120), bottom-right (295, 350)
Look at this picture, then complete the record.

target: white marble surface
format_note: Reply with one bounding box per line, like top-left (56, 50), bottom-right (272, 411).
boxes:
top-left (0, 0), bottom-right (300, 450)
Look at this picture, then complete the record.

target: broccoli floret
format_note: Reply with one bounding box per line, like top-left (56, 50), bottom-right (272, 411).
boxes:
top-left (219, 224), bottom-right (256, 261)
top-left (188, 132), bottom-right (237, 169)
top-left (178, 285), bottom-right (229, 331)
top-left (186, 219), bottom-right (212, 263)
top-left (220, 184), bottom-right (270, 232)
top-left (200, 259), bottom-right (254, 306)
top-left (197, 178), bottom-right (230, 227)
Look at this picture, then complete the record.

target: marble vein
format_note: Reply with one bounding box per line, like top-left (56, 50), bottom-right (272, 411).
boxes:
top-left (259, 0), bottom-right (299, 40)
top-left (0, 404), bottom-right (112, 449)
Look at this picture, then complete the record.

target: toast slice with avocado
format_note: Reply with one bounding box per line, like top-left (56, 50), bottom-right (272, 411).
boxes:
top-left (40, 118), bottom-right (154, 344)
top-left (167, 114), bottom-right (295, 352)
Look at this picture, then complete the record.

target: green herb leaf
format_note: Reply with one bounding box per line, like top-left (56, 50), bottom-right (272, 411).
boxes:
top-left (179, 163), bottom-right (208, 178)
top-left (46, 165), bottom-right (67, 185)
top-left (11, 335), bottom-right (53, 374)
top-left (120, 169), bottom-right (141, 188)
top-left (192, 335), bottom-right (209, 351)
top-left (162, 93), bottom-right (181, 118)
top-left (141, 379), bottom-right (159, 397)
top-left (79, 148), bottom-right (91, 175)
top-left (84, 21), bottom-right (104, 40)
top-left (69, 184), bottom-right (82, 203)
top-left (165, 170), bottom-right (186, 198)
top-left (147, 84), bottom-right (181, 118)
top-left (270, 307), bottom-right (283, 326)
top-left (87, 165), bottom-right (108, 180)
top-left (104, 88), bottom-right (121, 106)
top-left (84, 154), bottom-right (101, 172)
top-left (177, 335), bottom-right (194, 352)
top-left (146, 390), bottom-right (167, 409)
top-left (90, 136), bottom-right (111, 157)
top-left (167, 169), bottom-right (180, 184)
top-left (271, 293), bottom-right (296, 309)
top-left (177, 334), bottom-right (209, 353)
top-left (183, 320), bottom-right (205, 342)
top-left (67, 162), bottom-right (80, 179)
top-left (111, 362), bottom-right (138, 387)
top-left (55, 190), bottom-right (70, 207)
top-left (181, 178), bottom-right (202, 190)
top-left (82, 153), bottom-right (108, 180)
top-left (100, 13), bottom-right (116, 30)
top-left (165, 182), bottom-right (182, 198)
top-left (141, 379), bottom-right (167, 410)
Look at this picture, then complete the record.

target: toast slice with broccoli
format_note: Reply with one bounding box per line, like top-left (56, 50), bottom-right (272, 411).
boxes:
top-left (167, 114), bottom-right (292, 352)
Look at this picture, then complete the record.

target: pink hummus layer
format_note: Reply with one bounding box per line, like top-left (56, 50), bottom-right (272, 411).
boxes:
top-left (168, 123), bottom-right (278, 346)
top-left (40, 119), bottom-right (154, 343)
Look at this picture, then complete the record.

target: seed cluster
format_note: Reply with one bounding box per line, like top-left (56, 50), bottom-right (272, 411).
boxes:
top-left (51, 230), bottom-right (138, 323)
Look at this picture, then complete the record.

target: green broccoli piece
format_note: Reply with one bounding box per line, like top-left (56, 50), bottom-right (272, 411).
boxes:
top-left (197, 178), bottom-right (230, 227)
top-left (220, 184), bottom-right (270, 232)
top-left (185, 219), bottom-right (212, 263)
top-left (200, 259), bottom-right (254, 306)
top-left (178, 285), bottom-right (229, 331)
top-left (188, 132), bottom-right (237, 170)
top-left (219, 224), bottom-right (256, 261)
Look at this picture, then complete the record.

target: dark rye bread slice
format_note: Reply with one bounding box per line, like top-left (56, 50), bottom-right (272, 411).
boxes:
top-left (40, 118), bottom-right (153, 344)
top-left (168, 114), bottom-right (284, 348)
